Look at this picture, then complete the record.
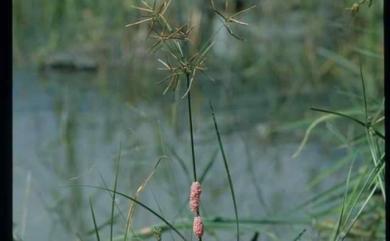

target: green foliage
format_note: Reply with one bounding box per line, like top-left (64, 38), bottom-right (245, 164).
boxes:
top-left (13, 0), bottom-right (383, 240)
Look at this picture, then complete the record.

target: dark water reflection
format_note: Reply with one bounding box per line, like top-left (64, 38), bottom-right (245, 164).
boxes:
top-left (13, 67), bottom-right (342, 241)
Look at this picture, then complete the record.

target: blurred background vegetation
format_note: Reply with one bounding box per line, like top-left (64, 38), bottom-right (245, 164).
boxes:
top-left (12, 0), bottom-right (384, 241)
top-left (13, 0), bottom-right (383, 90)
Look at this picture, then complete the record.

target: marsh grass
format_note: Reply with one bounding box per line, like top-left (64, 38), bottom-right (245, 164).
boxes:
top-left (288, 63), bottom-right (385, 240)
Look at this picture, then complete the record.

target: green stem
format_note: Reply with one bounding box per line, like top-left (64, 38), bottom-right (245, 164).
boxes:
top-left (210, 102), bottom-right (240, 241)
top-left (186, 73), bottom-right (197, 182)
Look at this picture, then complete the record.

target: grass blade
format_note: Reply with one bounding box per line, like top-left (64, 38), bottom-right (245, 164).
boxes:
top-left (98, 171), bottom-right (126, 225)
top-left (250, 232), bottom-right (259, 241)
top-left (359, 64), bottom-right (368, 123)
top-left (292, 229), bottom-right (306, 241)
top-left (85, 214), bottom-right (120, 236)
top-left (310, 107), bottom-right (384, 140)
top-left (285, 173), bottom-right (361, 216)
top-left (341, 184), bottom-right (378, 240)
top-left (111, 144), bottom-right (122, 241)
top-left (199, 148), bottom-right (219, 183)
top-left (89, 198), bottom-right (101, 241)
top-left (124, 157), bottom-right (164, 241)
top-left (330, 159), bottom-right (354, 241)
top-left (242, 136), bottom-right (268, 210)
top-left (168, 146), bottom-right (191, 182)
top-left (307, 153), bottom-right (355, 189)
top-left (292, 114), bottom-right (335, 158)
top-left (209, 101), bottom-right (240, 241)
top-left (341, 155), bottom-right (384, 230)
top-left (79, 185), bottom-right (188, 241)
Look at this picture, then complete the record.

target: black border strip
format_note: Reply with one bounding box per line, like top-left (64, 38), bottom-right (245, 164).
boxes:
top-left (384, 0), bottom-right (389, 240)
top-left (0, 0), bottom-right (12, 240)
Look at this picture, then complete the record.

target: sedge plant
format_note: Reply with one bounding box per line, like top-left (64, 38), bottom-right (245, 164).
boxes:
top-left (86, 1), bottom-right (255, 241)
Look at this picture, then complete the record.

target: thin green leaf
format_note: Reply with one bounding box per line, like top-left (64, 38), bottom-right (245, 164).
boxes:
top-left (292, 229), bottom-right (306, 241)
top-left (342, 155), bottom-right (384, 230)
top-left (292, 114), bottom-right (335, 158)
top-left (210, 101), bottom-right (240, 241)
top-left (330, 159), bottom-right (354, 241)
top-left (111, 144), bottom-right (122, 241)
top-left (310, 107), bottom-right (384, 139)
top-left (199, 148), bottom-right (219, 183)
top-left (124, 157), bottom-right (164, 241)
top-left (168, 146), bottom-right (191, 182)
top-left (307, 153), bottom-right (355, 189)
top-left (341, 184), bottom-right (378, 241)
top-left (89, 198), bottom-right (101, 241)
top-left (98, 171), bottom-right (126, 225)
top-left (360, 64), bottom-right (368, 122)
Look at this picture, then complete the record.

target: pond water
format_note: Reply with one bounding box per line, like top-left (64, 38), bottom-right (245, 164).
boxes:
top-left (13, 67), bottom-right (344, 241)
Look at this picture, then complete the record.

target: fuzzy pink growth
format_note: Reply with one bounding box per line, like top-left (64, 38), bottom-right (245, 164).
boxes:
top-left (189, 181), bottom-right (202, 214)
top-left (193, 216), bottom-right (204, 238)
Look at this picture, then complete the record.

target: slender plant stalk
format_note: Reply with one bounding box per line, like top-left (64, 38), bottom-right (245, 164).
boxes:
top-left (124, 157), bottom-right (163, 241)
top-left (250, 232), bottom-right (259, 241)
top-left (292, 229), bottom-right (306, 241)
top-left (186, 73), bottom-right (197, 181)
top-left (89, 198), bottom-right (101, 241)
top-left (85, 213), bottom-right (120, 236)
top-left (330, 159), bottom-right (354, 241)
top-left (210, 101), bottom-right (240, 241)
top-left (111, 144), bottom-right (121, 241)
top-left (185, 72), bottom-right (202, 241)
top-left (360, 65), bottom-right (368, 123)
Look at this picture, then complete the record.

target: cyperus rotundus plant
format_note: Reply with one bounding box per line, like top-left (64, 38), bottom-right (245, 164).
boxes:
top-left (125, 0), bottom-right (254, 240)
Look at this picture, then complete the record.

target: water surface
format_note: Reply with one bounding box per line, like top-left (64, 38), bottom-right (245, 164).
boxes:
top-left (13, 67), bottom-right (343, 241)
